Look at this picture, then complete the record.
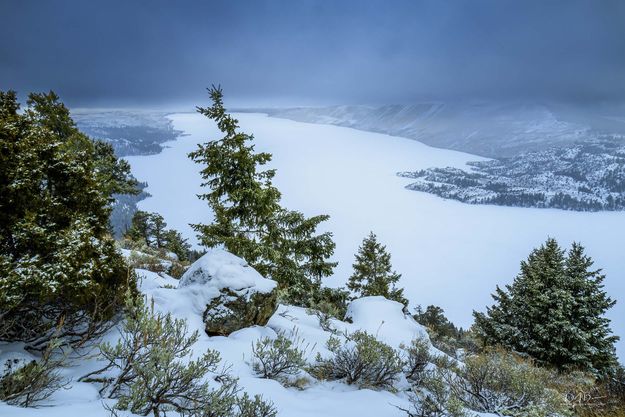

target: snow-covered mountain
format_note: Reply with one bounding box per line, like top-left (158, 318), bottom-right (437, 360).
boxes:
top-left (257, 102), bottom-right (625, 158)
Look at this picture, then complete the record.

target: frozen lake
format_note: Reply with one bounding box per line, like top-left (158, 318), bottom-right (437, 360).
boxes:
top-left (126, 112), bottom-right (625, 358)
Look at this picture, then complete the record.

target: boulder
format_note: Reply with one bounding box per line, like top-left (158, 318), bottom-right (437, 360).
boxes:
top-left (178, 249), bottom-right (278, 336)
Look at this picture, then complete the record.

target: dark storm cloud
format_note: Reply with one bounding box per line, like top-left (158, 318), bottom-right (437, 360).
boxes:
top-left (1, 0), bottom-right (624, 106)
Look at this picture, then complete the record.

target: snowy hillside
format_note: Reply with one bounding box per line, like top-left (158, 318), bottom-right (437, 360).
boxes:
top-left (257, 104), bottom-right (625, 212)
top-left (256, 103), bottom-right (610, 158)
top-left (126, 112), bottom-right (625, 359)
top-left (73, 110), bottom-right (182, 156)
top-left (0, 250), bottom-right (452, 417)
top-left (399, 138), bottom-right (625, 211)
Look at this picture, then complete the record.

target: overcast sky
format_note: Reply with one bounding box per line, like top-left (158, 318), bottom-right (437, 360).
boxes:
top-left (1, 0), bottom-right (624, 107)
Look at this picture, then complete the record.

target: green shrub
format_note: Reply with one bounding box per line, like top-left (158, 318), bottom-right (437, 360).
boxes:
top-left (311, 331), bottom-right (403, 390)
top-left (251, 330), bottom-right (308, 381)
top-left (236, 392), bottom-right (278, 417)
top-left (290, 286), bottom-right (350, 334)
top-left (307, 306), bottom-right (335, 332)
top-left (0, 339), bottom-right (67, 407)
top-left (414, 305), bottom-right (482, 359)
top-left (167, 261), bottom-right (187, 279)
top-left (122, 241), bottom-right (188, 278)
top-left (126, 249), bottom-right (168, 273)
top-left (306, 290), bottom-right (349, 333)
top-left (402, 349), bottom-right (579, 417)
top-left (565, 366), bottom-right (625, 417)
top-left (436, 348), bottom-right (571, 417)
top-left (401, 335), bottom-right (432, 385)
top-left (124, 211), bottom-right (191, 262)
top-left (81, 293), bottom-right (274, 417)
top-left (0, 91), bottom-right (136, 347)
top-left (400, 363), bottom-right (467, 417)
top-left (311, 286), bottom-right (350, 319)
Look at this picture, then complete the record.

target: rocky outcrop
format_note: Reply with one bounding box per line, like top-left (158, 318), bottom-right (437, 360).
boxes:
top-left (178, 249), bottom-right (278, 336)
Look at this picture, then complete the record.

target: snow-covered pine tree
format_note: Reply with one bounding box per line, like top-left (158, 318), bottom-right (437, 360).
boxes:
top-left (266, 209), bottom-right (337, 304)
top-left (0, 90), bottom-right (137, 346)
top-left (347, 232), bottom-right (407, 306)
top-left (563, 242), bottom-right (618, 373)
top-left (473, 238), bottom-right (618, 375)
top-left (189, 86), bottom-right (337, 306)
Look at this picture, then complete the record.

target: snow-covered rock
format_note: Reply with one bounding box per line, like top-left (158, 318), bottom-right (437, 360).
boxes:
top-left (178, 249), bottom-right (278, 336)
top-left (179, 248), bottom-right (275, 293)
top-left (346, 296), bottom-right (430, 349)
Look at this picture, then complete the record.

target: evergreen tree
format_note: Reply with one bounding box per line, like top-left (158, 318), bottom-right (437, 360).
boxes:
top-left (189, 86), bottom-right (336, 305)
top-left (150, 213), bottom-right (167, 249)
top-left (124, 210), bottom-right (191, 261)
top-left (473, 238), bottom-right (618, 375)
top-left (347, 232), bottom-right (407, 306)
top-left (188, 86), bottom-right (281, 265)
top-left (267, 209), bottom-right (336, 300)
top-left (0, 90), bottom-right (137, 345)
top-left (163, 229), bottom-right (191, 262)
top-left (125, 210), bottom-right (153, 246)
top-left (563, 242), bottom-right (618, 373)
top-left (414, 305), bottom-right (462, 339)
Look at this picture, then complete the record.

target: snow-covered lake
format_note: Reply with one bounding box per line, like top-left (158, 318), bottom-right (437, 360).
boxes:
top-left (127, 112), bottom-right (625, 358)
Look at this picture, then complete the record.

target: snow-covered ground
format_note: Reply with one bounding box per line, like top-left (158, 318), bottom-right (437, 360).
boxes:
top-left (126, 112), bottom-right (625, 359)
top-left (0, 254), bottom-right (438, 417)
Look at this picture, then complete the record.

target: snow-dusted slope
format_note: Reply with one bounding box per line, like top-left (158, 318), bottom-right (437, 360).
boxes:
top-left (73, 110), bottom-right (181, 156)
top-left (399, 140), bottom-right (625, 211)
top-left (0, 263), bottom-right (439, 417)
top-left (259, 103), bottom-right (599, 158)
top-left (126, 112), bottom-right (625, 358)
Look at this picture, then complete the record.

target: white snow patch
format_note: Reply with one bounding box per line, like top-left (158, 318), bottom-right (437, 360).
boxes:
top-left (135, 268), bottom-right (179, 291)
top-left (179, 248), bottom-right (277, 294)
top-left (0, 262), bottom-right (494, 416)
top-left (346, 296), bottom-right (429, 349)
